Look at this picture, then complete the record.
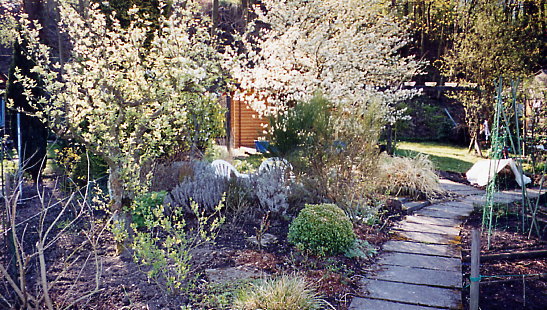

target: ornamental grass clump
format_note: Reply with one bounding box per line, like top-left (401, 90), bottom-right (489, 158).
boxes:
top-left (288, 203), bottom-right (356, 256)
top-left (378, 153), bottom-right (445, 199)
top-left (233, 275), bottom-right (328, 310)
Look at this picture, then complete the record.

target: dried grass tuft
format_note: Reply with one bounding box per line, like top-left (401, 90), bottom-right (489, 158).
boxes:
top-left (233, 274), bottom-right (330, 310)
top-left (378, 153), bottom-right (445, 199)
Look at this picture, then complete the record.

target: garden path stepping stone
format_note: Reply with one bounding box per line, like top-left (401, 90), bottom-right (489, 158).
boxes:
top-left (402, 201), bottom-right (430, 212)
top-left (405, 215), bottom-right (461, 227)
top-left (425, 205), bottom-right (474, 216)
top-left (383, 240), bottom-right (460, 258)
top-left (359, 279), bottom-right (461, 309)
top-left (349, 298), bottom-right (441, 310)
top-left (376, 252), bottom-right (461, 271)
top-left (350, 181), bottom-right (541, 309)
top-left (393, 230), bottom-right (459, 245)
top-left (370, 265), bottom-right (462, 288)
top-left (395, 221), bottom-right (460, 236)
top-left (415, 207), bottom-right (470, 219)
top-left (439, 179), bottom-right (484, 196)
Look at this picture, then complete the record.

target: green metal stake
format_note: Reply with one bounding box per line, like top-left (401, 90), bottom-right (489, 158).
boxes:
top-left (483, 77), bottom-right (504, 249)
top-left (511, 79), bottom-right (529, 232)
top-left (512, 80), bottom-right (522, 156)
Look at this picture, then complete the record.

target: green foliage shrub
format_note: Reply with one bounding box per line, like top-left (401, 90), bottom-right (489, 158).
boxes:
top-left (267, 94), bottom-right (332, 157)
top-left (267, 94), bottom-right (384, 222)
top-left (396, 97), bottom-right (452, 141)
top-left (131, 200), bottom-right (225, 293)
top-left (233, 275), bottom-right (327, 310)
top-left (288, 203), bottom-right (356, 256)
top-left (129, 191), bottom-right (167, 229)
top-left (55, 141), bottom-right (108, 187)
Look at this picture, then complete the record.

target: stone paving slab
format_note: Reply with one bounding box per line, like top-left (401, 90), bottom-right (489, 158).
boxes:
top-left (468, 191), bottom-right (541, 205)
top-left (439, 179), bottom-right (485, 196)
top-left (466, 194), bottom-right (486, 204)
top-left (416, 207), bottom-right (471, 219)
top-left (403, 201), bottom-right (431, 213)
top-left (349, 297), bottom-right (443, 310)
top-left (370, 265), bottom-right (462, 288)
top-left (405, 215), bottom-right (461, 227)
top-left (434, 200), bottom-right (475, 209)
top-left (426, 206), bottom-right (474, 217)
top-left (395, 221), bottom-right (460, 236)
top-left (349, 183), bottom-right (492, 310)
top-left (376, 252), bottom-right (461, 272)
top-left (455, 189), bottom-right (486, 196)
top-left (393, 230), bottom-right (459, 245)
top-left (383, 240), bottom-right (460, 258)
top-left (360, 279), bottom-right (461, 309)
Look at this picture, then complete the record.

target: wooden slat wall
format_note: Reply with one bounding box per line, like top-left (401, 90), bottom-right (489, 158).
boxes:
top-left (230, 98), bottom-right (268, 148)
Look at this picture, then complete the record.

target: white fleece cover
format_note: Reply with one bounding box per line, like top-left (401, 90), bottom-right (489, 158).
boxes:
top-left (466, 159), bottom-right (531, 187)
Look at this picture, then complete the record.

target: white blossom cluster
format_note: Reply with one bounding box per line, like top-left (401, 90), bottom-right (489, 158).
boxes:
top-left (14, 0), bottom-right (227, 208)
top-left (230, 0), bottom-right (422, 122)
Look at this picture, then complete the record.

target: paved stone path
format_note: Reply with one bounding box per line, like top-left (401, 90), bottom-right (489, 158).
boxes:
top-left (350, 179), bottom-right (542, 310)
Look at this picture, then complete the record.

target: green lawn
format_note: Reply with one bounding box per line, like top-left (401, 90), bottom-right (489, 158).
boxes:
top-left (394, 141), bottom-right (482, 173)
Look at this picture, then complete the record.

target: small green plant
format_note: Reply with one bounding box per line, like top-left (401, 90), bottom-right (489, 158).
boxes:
top-left (288, 203), bottom-right (356, 256)
top-left (131, 198), bottom-right (225, 294)
top-left (190, 279), bottom-right (255, 309)
top-left (344, 239), bottom-right (377, 259)
top-left (255, 211), bottom-right (271, 251)
top-left (233, 275), bottom-right (328, 310)
top-left (128, 191), bottom-right (167, 229)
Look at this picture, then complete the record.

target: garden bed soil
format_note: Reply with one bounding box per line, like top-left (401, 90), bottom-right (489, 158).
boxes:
top-left (1, 180), bottom-right (398, 309)
top-left (11, 176), bottom-right (545, 309)
top-left (460, 204), bottom-right (547, 310)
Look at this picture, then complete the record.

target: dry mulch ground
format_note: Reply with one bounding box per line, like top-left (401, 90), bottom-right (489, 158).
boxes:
top-left (0, 180), bottom-right (399, 309)
top-left (460, 202), bottom-right (547, 310)
top-left (6, 176), bottom-right (544, 309)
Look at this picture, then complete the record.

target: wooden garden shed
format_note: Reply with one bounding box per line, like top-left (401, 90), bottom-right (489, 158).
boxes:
top-left (227, 95), bottom-right (269, 149)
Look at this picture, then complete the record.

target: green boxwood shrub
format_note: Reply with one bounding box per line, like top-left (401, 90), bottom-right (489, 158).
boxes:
top-left (288, 203), bottom-right (356, 256)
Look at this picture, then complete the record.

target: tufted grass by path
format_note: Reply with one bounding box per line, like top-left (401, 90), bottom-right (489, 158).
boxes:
top-left (394, 141), bottom-right (482, 173)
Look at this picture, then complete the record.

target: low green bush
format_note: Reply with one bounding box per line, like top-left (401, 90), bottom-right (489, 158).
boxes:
top-left (130, 200), bottom-right (225, 294)
top-left (288, 203), bottom-right (356, 256)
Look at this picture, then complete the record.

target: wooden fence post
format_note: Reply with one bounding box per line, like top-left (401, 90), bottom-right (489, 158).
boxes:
top-left (470, 229), bottom-right (481, 310)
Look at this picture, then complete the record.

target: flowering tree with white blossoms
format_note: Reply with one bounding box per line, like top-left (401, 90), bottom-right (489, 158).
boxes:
top-left (14, 0), bottom-right (227, 214)
top-left (231, 0), bottom-right (422, 124)
top-left (230, 0), bottom-right (423, 213)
